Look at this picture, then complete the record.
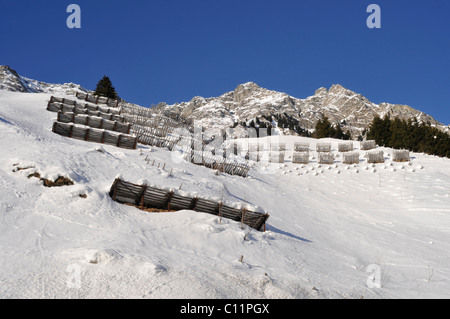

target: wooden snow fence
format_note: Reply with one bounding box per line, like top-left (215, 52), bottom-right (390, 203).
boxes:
top-left (57, 111), bottom-right (131, 134)
top-left (270, 143), bottom-right (286, 152)
top-left (183, 149), bottom-right (251, 177)
top-left (109, 178), bottom-right (269, 231)
top-left (248, 143), bottom-right (264, 153)
top-left (47, 97), bottom-right (125, 123)
top-left (343, 151), bottom-right (360, 165)
top-left (316, 143), bottom-right (332, 153)
top-left (338, 142), bottom-right (353, 152)
top-left (269, 152), bottom-right (285, 164)
top-left (292, 151), bottom-right (310, 164)
top-left (318, 152), bottom-right (334, 165)
top-left (294, 142), bottom-right (310, 152)
top-left (52, 122), bottom-right (137, 149)
top-left (392, 149), bottom-right (410, 162)
top-left (361, 140), bottom-right (376, 151)
top-left (367, 150), bottom-right (385, 163)
top-left (75, 92), bottom-right (120, 108)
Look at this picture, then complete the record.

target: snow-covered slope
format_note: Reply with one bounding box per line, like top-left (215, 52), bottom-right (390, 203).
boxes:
top-left (1, 90), bottom-right (450, 299)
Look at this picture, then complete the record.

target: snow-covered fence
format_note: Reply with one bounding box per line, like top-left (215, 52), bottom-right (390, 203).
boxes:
top-left (338, 142), bottom-right (353, 152)
top-left (294, 142), bottom-right (310, 152)
top-left (292, 152), bottom-right (310, 164)
top-left (109, 178), bottom-right (269, 231)
top-left (316, 143), bottom-right (332, 153)
top-left (75, 92), bottom-right (120, 108)
top-left (361, 140), bottom-right (376, 151)
top-left (270, 143), bottom-right (286, 152)
top-left (52, 122), bottom-right (137, 149)
top-left (57, 112), bottom-right (131, 134)
top-left (343, 151), bottom-right (360, 164)
top-left (269, 152), bottom-right (285, 163)
top-left (248, 143), bottom-right (264, 153)
top-left (318, 152), bottom-right (334, 164)
top-left (367, 150), bottom-right (385, 163)
top-left (392, 149), bottom-right (410, 162)
top-left (182, 149), bottom-right (251, 177)
top-left (47, 97), bottom-right (125, 122)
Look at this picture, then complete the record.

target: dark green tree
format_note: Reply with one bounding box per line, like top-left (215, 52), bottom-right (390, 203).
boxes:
top-left (366, 115), bottom-right (450, 158)
top-left (314, 116), bottom-right (336, 138)
top-left (94, 75), bottom-right (118, 99)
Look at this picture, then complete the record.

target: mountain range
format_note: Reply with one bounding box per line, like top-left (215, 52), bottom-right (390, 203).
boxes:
top-left (1, 65), bottom-right (447, 136)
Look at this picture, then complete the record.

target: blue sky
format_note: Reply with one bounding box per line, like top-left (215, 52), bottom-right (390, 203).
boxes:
top-left (1, 0), bottom-right (449, 124)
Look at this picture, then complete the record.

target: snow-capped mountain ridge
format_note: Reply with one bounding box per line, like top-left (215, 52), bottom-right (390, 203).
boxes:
top-left (0, 65), bottom-right (89, 96)
top-left (1, 65), bottom-right (445, 135)
top-left (159, 81), bottom-right (444, 135)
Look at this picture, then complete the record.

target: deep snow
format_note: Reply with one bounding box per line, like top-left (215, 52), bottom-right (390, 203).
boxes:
top-left (1, 90), bottom-right (450, 299)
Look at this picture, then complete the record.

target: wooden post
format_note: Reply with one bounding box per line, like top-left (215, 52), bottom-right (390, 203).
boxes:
top-left (218, 202), bottom-right (223, 223)
top-left (117, 135), bottom-right (122, 148)
top-left (69, 125), bottom-right (74, 138)
top-left (241, 207), bottom-right (247, 228)
top-left (166, 191), bottom-right (174, 210)
top-left (137, 184), bottom-right (148, 209)
top-left (85, 128), bottom-right (90, 141)
top-left (190, 197), bottom-right (198, 211)
top-left (111, 178), bottom-right (119, 201)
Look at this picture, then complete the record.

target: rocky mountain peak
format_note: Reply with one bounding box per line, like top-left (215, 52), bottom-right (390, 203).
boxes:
top-left (0, 65), bottom-right (89, 95)
top-left (314, 87), bottom-right (328, 96)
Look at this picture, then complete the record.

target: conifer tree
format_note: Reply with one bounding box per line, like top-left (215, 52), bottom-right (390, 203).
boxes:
top-left (314, 116), bottom-right (335, 138)
top-left (94, 75), bottom-right (118, 99)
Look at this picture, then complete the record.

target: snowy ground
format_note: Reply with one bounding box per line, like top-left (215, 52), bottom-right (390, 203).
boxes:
top-left (1, 90), bottom-right (450, 299)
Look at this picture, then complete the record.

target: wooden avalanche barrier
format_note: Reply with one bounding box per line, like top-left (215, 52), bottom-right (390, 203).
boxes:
top-left (316, 143), bottom-right (332, 153)
top-left (109, 178), bottom-right (270, 231)
top-left (293, 151), bottom-right (310, 164)
top-left (57, 112), bottom-right (131, 134)
top-left (360, 140), bottom-right (376, 151)
top-left (343, 151), bottom-right (360, 164)
top-left (75, 91), bottom-right (120, 108)
top-left (52, 122), bottom-right (137, 149)
top-left (392, 149), bottom-right (410, 162)
top-left (367, 150), bottom-right (385, 163)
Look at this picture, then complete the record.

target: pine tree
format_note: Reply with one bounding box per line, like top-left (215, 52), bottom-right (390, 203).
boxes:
top-left (314, 116), bottom-right (335, 138)
top-left (94, 75), bottom-right (118, 99)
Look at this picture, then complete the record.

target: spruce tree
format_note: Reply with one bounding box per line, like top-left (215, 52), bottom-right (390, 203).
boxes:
top-left (314, 116), bottom-right (335, 138)
top-left (94, 75), bottom-right (118, 99)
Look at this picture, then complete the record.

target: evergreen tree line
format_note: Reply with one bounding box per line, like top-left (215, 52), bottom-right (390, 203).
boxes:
top-left (313, 116), bottom-right (351, 140)
top-left (366, 115), bottom-right (450, 158)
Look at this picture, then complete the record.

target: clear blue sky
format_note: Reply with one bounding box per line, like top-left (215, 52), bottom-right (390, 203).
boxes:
top-left (1, 0), bottom-right (449, 124)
